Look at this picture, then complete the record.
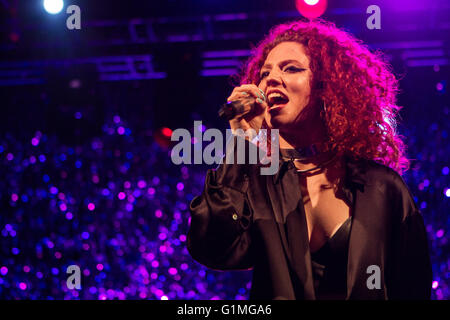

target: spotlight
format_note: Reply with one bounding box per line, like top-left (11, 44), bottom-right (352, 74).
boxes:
top-left (295, 0), bottom-right (328, 19)
top-left (43, 0), bottom-right (64, 15)
top-left (154, 127), bottom-right (174, 149)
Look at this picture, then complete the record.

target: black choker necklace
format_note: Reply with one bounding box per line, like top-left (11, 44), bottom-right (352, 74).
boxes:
top-left (280, 142), bottom-right (330, 160)
top-left (280, 143), bottom-right (336, 174)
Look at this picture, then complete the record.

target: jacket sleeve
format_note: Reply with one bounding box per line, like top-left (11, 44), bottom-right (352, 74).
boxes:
top-left (187, 135), bottom-right (256, 270)
top-left (388, 174), bottom-right (433, 300)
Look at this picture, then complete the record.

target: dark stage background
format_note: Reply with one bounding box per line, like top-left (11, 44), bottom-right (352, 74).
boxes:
top-left (0, 0), bottom-right (448, 300)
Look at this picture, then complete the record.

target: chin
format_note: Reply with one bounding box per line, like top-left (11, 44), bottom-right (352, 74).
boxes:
top-left (267, 112), bottom-right (293, 130)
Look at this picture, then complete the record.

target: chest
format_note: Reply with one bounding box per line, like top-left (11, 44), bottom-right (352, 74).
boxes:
top-left (299, 176), bottom-right (352, 253)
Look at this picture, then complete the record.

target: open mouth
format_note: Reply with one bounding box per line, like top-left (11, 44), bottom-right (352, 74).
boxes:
top-left (267, 92), bottom-right (289, 109)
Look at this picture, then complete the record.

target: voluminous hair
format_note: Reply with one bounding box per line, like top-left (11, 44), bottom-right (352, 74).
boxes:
top-left (238, 19), bottom-right (409, 174)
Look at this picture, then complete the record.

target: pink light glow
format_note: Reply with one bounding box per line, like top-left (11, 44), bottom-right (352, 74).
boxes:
top-left (31, 137), bottom-right (40, 146)
top-left (296, 0), bottom-right (327, 19)
top-left (87, 203), bottom-right (95, 211)
top-left (117, 126), bottom-right (125, 135)
top-left (158, 233), bottom-right (167, 240)
top-left (432, 281), bottom-right (439, 289)
top-left (0, 266), bottom-right (8, 275)
top-left (168, 268), bottom-right (178, 275)
top-left (138, 180), bottom-right (147, 188)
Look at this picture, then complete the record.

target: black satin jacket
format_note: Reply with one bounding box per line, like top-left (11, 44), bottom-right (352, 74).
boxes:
top-left (187, 138), bottom-right (432, 300)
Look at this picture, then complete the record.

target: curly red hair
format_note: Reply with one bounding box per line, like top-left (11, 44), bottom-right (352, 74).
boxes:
top-left (238, 19), bottom-right (409, 175)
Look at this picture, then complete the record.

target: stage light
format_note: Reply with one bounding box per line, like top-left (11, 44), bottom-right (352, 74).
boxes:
top-left (43, 0), bottom-right (64, 15)
top-left (154, 127), bottom-right (174, 149)
top-left (295, 0), bottom-right (328, 19)
top-left (162, 127), bottom-right (173, 137)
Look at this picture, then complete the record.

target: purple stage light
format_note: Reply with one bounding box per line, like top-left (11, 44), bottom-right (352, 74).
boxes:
top-left (0, 266), bottom-right (8, 276)
top-left (117, 126), bottom-right (125, 135)
top-left (31, 137), bottom-right (40, 146)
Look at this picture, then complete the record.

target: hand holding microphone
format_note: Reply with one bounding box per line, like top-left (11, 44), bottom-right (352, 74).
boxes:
top-left (220, 85), bottom-right (268, 134)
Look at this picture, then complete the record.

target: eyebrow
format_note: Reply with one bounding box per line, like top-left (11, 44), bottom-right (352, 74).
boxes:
top-left (260, 59), bottom-right (304, 71)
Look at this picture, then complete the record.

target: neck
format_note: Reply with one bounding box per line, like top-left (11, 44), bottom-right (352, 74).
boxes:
top-left (278, 119), bottom-right (332, 171)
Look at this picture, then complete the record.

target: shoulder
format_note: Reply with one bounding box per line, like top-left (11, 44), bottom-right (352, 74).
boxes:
top-left (362, 159), bottom-right (411, 193)
top-left (344, 154), bottom-right (406, 187)
top-left (347, 157), bottom-right (419, 220)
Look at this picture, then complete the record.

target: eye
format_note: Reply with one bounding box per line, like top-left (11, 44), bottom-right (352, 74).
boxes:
top-left (259, 71), bottom-right (269, 79)
top-left (284, 66), bottom-right (304, 73)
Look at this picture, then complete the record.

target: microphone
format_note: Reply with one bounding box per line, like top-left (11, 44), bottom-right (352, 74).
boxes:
top-left (218, 92), bottom-right (267, 121)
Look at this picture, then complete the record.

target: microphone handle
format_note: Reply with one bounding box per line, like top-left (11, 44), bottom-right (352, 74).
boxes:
top-left (218, 98), bottom-right (255, 121)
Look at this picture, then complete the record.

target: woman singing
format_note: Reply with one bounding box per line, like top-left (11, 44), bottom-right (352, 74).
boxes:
top-left (187, 19), bottom-right (432, 300)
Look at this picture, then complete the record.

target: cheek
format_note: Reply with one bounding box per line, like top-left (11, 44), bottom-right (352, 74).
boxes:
top-left (288, 77), bottom-right (311, 99)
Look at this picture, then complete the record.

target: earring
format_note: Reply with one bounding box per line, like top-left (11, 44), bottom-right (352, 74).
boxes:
top-left (323, 101), bottom-right (327, 113)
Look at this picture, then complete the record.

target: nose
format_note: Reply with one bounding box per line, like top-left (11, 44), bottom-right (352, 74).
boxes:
top-left (265, 69), bottom-right (283, 87)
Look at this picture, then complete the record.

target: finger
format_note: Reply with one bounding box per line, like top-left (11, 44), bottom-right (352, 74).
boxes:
top-left (228, 85), bottom-right (265, 102)
top-left (253, 95), bottom-right (269, 112)
top-left (227, 90), bottom-right (250, 102)
top-left (239, 85), bottom-right (266, 101)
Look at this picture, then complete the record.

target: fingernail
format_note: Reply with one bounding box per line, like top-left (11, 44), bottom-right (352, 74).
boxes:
top-left (242, 92), bottom-right (249, 96)
top-left (257, 98), bottom-right (263, 104)
top-left (258, 88), bottom-right (266, 101)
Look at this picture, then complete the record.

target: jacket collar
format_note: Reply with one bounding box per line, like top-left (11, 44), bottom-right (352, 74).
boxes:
top-left (272, 153), bottom-right (368, 189)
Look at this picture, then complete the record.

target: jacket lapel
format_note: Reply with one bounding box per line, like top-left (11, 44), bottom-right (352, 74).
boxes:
top-left (269, 160), bottom-right (316, 299)
top-left (344, 157), bottom-right (389, 299)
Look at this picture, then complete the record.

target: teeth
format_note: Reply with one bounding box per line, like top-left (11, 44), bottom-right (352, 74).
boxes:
top-left (267, 92), bottom-right (288, 106)
top-left (267, 93), bottom-right (286, 100)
